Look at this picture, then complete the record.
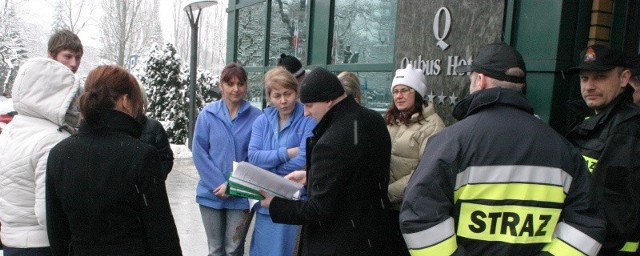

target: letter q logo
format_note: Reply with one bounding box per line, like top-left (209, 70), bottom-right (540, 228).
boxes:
top-left (433, 7), bottom-right (452, 51)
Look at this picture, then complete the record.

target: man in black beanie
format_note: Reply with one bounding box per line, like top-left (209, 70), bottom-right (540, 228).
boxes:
top-left (260, 67), bottom-right (393, 255)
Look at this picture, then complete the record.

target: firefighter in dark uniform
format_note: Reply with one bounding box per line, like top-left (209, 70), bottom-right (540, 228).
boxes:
top-left (566, 45), bottom-right (640, 255)
top-left (400, 43), bottom-right (605, 255)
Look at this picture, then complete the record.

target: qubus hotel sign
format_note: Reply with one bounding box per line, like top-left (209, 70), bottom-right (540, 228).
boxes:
top-left (399, 7), bottom-right (472, 76)
top-left (395, 0), bottom-right (504, 124)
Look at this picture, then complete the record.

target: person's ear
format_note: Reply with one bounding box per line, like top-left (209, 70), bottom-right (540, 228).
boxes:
top-left (620, 69), bottom-right (632, 88)
top-left (476, 73), bottom-right (490, 90)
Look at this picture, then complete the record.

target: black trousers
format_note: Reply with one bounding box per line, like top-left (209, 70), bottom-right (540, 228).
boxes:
top-left (388, 209), bottom-right (410, 256)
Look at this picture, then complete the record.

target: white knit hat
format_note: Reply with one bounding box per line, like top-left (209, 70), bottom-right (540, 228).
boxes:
top-left (391, 64), bottom-right (427, 98)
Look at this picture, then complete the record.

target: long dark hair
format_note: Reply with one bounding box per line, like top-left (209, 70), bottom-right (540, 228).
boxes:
top-left (383, 93), bottom-right (426, 125)
top-left (79, 65), bottom-right (143, 126)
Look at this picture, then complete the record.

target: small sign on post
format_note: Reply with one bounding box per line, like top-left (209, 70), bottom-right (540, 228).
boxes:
top-left (127, 54), bottom-right (138, 71)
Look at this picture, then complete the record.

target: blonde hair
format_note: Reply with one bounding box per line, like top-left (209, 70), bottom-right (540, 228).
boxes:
top-left (264, 67), bottom-right (298, 96)
top-left (338, 71), bottom-right (361, 103)
top-left (137, 80), bottom-right (148, 110)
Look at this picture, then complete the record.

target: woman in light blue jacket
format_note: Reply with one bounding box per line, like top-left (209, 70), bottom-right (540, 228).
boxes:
top-left (192, 63), bottom-right (262, 256)
top-left (248, 67), bottom-right (316, 256)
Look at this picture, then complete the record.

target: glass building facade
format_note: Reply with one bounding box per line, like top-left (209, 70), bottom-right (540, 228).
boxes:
top-left (226, 0), bottom-right (639, 132)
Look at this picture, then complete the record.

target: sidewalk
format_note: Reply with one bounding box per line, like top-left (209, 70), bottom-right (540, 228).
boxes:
top-left (166, 157), bottom-right (209, 256)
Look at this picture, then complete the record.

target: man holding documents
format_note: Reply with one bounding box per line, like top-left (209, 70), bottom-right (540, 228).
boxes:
top-left (259, 67), bottom-right (392, 255)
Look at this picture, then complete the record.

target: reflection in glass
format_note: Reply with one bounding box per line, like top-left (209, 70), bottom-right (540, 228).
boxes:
top-left (344, 72), bottom-right (393, 113)
top-left (332, 0), bottom-right (397, 64)
top-left (270, 0), bottom-right (309, 66)
top-left (237, 3), bottom-right (267, 67)
top-left (247, 72), bottom-right (265, 109)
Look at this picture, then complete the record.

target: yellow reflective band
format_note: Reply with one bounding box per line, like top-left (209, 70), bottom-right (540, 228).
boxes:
top-left (408, 235), bottom-right (457, 256)
top-left (454, 183), bottom-right (566, 203)
top-left (457, 203), bottom-right (561, 244)
top-left (543, 238), bottom-right (587, 256)
top-left (581, 155), bottom-right (597, 173)
top-left (620, 241), bottom-right (639, 252)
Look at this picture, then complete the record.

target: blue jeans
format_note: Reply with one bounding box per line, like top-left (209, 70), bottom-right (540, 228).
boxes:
top-left (2, 247), bottom-right (52, 256)
top-left (199, 205), bottom-right (253, 256)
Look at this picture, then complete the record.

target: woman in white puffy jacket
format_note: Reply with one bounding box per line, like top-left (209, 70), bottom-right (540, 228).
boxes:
top-left (0, 58), bottom-right (80, 255)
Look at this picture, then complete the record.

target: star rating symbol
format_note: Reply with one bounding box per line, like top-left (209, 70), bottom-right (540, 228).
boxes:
top-left (437, 93), bottom-right (447, 105)
top-left (427, 91), bottom-right (436, 103)
top-left (449, 92), bottom-right (458, 106)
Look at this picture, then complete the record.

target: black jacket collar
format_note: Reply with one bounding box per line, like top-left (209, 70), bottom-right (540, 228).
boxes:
top-left (79, 109), bottom-right (143, 138)
top-left (312, 96), bottom-right (358, 137)
top-left (452, 87), bottom-right (533, 120)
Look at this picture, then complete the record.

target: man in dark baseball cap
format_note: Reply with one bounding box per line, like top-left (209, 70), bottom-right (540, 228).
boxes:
top-left (454, 42), bottom-right (527, 98)
top-left (400, 42), bottom-right (605, 255)
top-left (455, 42), bottom-right (526, 84)
top-left (567, 44), bottom-right (630, 113)
top-left (566, 44), bottom-right (640, 255)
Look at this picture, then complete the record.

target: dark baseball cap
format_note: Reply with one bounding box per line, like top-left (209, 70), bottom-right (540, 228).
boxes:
top-left (455, 42), bottom-right (526, 84)
top-left (568, 44), bottom-right (625, 73)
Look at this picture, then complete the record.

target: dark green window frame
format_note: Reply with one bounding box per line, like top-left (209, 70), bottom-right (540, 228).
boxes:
top-left (226, 0), bottom-right (397, 109)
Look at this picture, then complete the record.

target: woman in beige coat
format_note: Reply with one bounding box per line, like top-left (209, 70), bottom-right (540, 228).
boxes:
top-left (383, 64), bottom-right (445, 256)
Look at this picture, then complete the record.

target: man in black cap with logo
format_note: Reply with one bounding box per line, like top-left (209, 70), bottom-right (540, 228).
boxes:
top-left (400, 42), bottom-right (605, 255)
top-left (566, 44), bottom-right (640, 255)
top-left (259, 67), bottom-right (392, 255)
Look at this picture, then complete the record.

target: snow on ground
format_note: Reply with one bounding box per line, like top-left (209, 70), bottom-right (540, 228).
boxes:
top-left (171, 144), bottom-right (193, 158)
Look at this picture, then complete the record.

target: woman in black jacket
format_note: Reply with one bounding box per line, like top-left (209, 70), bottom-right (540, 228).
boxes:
top-left (45, 65), bottom-right (182, 256)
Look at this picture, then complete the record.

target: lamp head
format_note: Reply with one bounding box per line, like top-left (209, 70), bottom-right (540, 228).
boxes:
top-left (183, 0), bottom-right (217, 11)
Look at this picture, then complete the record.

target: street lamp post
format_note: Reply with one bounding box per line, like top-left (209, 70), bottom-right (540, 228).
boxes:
top-left (184, 0), bottom-right (217, 150)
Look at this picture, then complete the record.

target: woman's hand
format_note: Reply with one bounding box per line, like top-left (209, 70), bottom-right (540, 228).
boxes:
top-left (287, 147), bottom-right (299, 158)
top-left (285, 170), bottom-right (307, 185)
top-left (259, 190), bottom-right (274, 208)
top-left (213, 183), bottom-right (229, 198)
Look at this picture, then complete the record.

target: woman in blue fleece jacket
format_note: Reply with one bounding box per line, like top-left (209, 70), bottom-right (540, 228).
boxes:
top-left (248, 67), bottom-right (316, 256)
top-left (192, 63), bottom-right (262, 256)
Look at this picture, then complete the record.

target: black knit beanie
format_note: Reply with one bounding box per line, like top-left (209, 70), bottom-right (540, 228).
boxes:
top-left (277, 53), bottom-right (305, 78)
top-left (299, 67), bottom-right (345, 103)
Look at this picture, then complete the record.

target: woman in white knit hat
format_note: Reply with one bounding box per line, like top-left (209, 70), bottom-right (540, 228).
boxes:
top-left (383, 64), bottom-right (445, 255)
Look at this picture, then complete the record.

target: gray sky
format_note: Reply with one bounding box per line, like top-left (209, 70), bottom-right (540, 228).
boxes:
top-left (14, 0), bottom-right (227, 76)
top-left (19, 0), bottom-right (176, 48)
